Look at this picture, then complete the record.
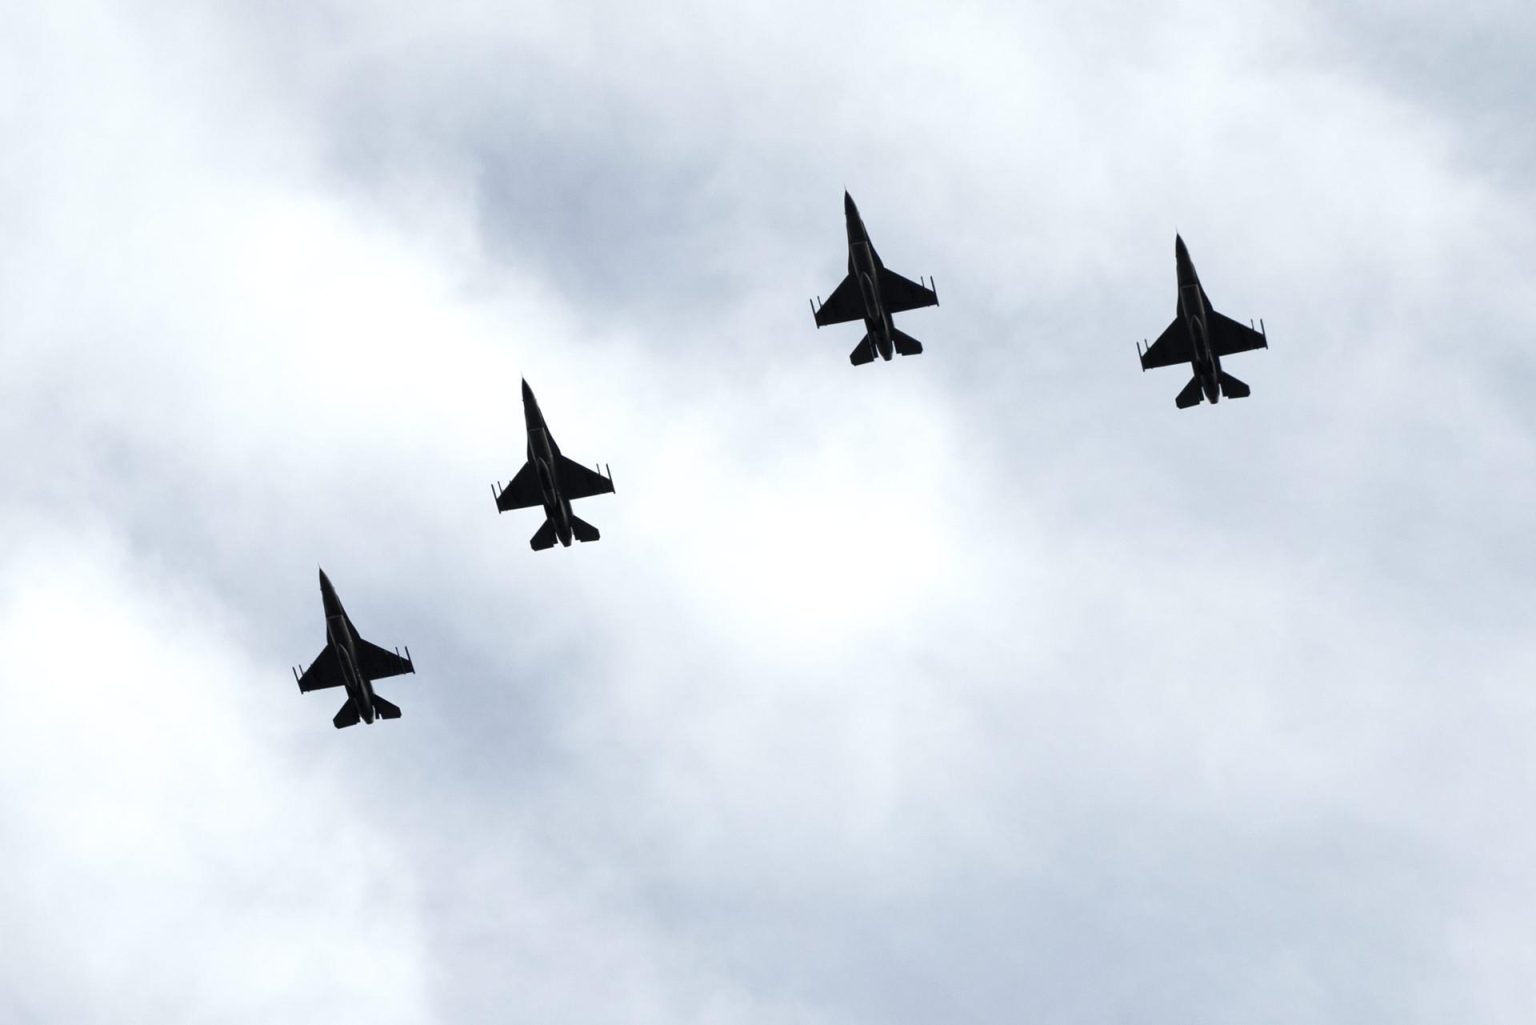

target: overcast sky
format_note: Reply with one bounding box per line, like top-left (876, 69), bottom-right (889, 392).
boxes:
top-left (3, 1), bottom-right (1535, 1022)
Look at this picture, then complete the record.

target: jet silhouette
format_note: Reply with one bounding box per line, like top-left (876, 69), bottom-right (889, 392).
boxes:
top-left (1138, 235), bottom-right (1268, 408)
top-left (493, 380), bottom-right (615, 550)
top-left (292, 569), bottom-right (415, 729)
top-left (811, 191), bottom-right (939, 365)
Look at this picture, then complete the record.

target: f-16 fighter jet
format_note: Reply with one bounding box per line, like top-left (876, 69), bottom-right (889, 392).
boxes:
top-left (1137, 235), bottom-right (1268, 408)
top-left (292, 569), bottom-right (415, 729)
top-left (810, 191), bottom-right (939, 366)
top-left (493, 380), bottom-right (615, 550)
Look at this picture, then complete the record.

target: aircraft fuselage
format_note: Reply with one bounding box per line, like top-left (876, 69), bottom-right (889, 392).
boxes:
top-left (320, 571), bottom-right (376, 724)
top-left (523, 385), bottom-right (575, 546)
top-left (845, 196), bottom-right (894, 360)
top-left (1175, 236), bottom-right (1222, 404)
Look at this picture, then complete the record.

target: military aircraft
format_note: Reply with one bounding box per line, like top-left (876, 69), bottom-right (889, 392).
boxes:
top-left (493, 380), bottom-right (615, 550)
top-left (810, 191), bottom-right (939, 366)
top-left (1137, 235), bottom-right (1268, 408)
top-left (292, 569), bottom-right (415, 729)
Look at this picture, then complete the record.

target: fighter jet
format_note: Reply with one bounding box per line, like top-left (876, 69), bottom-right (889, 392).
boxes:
top-left (810, 191), bottom-right (939, 366)
top-left (292, 569), bottom-right (415, 729)
top-left (1137, 235), bottom-right (1269, 408)
top-left (492, 380), bottom-right (615, 550)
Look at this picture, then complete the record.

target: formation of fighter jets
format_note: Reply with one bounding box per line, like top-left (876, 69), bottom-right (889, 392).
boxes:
top-left (292, 193), bottom-right (1270, 727)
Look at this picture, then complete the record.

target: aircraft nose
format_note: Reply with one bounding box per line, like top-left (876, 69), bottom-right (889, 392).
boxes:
top-left (843, 190), bottom-right (856, 217)
top-left (521, 378), bottom-right (534, 403)
top-left (318, 570), bottom-right (342, 615)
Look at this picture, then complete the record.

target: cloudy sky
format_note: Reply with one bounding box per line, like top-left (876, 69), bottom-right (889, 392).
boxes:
top-left (3, 1), bottom-right (1535, 1022)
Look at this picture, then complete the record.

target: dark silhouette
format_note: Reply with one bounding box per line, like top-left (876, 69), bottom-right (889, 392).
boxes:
top-left (810, 191), bottom-right (939, 365)
top-left (292, 569), bottom-right (415, 729)
top-left (493, 380), bottom-right (615, 550)
top-left (1138, 235), bottom-right (1268, 407)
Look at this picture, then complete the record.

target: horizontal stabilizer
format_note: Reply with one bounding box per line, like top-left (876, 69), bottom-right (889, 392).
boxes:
top-left (1218, 371), bottom-right (1250, 399)
top-left (372, 695), bottom-right (402, 720)
top-left (1175, 376), bottom-right (1204, 409)
top-left (849, 334), bottom-right (876, 366)
top-left (892, 328), bottom-right (923, 356)
top-left (570, 515), bottom-right (601, 543)
top-left (333, 699), bottom-right (362, 729)
top-left (530, 518), bottom-right (558, 551)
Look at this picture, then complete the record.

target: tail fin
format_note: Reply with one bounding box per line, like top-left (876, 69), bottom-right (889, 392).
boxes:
top-left (1218, 371), bottom-right (1250, 399)
top-left (372, 695), bottom-right (402, 720)
top-left (849, 334), bottom-right (876, 366)
top-left (569, 515), bottom-right (601, 543)
top-left (891, 328), bottom-right (923, 356)
top-left (333, 699), bottom-right (362, 729)
top-left (1175, 376), bottom-right (1204, 409)
top-left (530, 519), bottom-right (558, 550)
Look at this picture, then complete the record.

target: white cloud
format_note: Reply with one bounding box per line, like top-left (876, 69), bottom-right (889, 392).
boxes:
top-left (4, 0), bottom-right (1536, 1022)
top-left (0, 524), bottom-right (430, 1024)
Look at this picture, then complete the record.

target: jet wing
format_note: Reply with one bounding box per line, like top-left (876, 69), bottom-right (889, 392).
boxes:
top-left (296, 645), bottom-right (344, 692)
top-left (877, 268), bottom-right (938, 314)
top-left (556, 456), bottom-right (614, 500)
top-left (356, 639), bottom-right (414, 681)
top-left (1139, 317), bottom-right (1194, 370)
top-left (496, 461), bottom-right (542, 512)
top-left (814, 274), bottom-right (864, 326)
top-left (1209, 311), bottom-right (1268, 357)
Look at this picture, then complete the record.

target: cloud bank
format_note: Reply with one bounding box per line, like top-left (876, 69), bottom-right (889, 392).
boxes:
top-left (2, 1), bottom-right (1535, 1022)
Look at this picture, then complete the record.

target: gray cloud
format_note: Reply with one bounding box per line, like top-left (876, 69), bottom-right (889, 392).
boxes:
top-left (1314, 2), bottom-right (1536, 183)
top-left (3, 0), bottom-right (1536, 1022)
